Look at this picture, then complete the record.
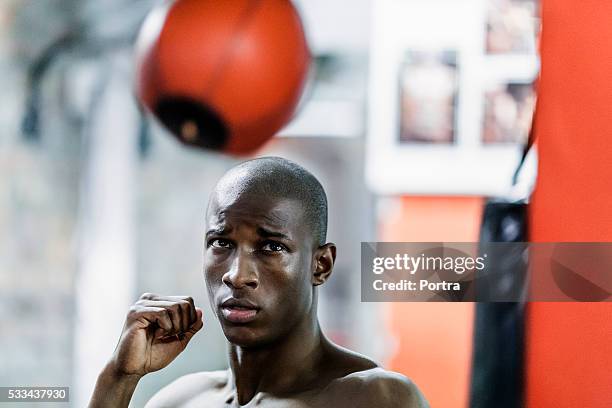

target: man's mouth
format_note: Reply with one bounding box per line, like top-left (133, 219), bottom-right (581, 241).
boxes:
top-left (220, 298), bottom-right (260, 324)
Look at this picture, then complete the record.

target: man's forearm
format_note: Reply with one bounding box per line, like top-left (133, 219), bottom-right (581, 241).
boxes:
top-left (88, 362), bottom-right (142, 408)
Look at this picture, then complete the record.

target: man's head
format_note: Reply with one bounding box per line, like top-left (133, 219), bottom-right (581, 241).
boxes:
top-left (203, 157), bottom-right (336, 348)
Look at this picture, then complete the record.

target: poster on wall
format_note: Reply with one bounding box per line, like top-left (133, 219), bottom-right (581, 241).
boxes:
top-left (483, 81), bottom-right (535, 144)
top-left (486, 0), bottom-right (539, 54)
top-left (398, 50), bottom-right (458, 145)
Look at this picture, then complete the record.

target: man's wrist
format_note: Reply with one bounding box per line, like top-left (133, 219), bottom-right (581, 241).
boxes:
top-left (100, 360), bottom-right (144, 384)
top-left (89, 361), bottom-right (143, 408)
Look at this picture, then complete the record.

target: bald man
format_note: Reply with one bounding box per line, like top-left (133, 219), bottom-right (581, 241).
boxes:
top-left (89, 157), bottom-right (428, 408)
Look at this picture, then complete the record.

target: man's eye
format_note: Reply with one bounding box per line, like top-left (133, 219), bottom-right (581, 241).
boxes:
top-left (210, 239), bottom-right (232, 249)
top-left (261, 241), bottom-right (285, 252)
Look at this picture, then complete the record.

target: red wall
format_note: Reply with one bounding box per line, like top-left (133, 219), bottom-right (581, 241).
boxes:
top-left (380, 196), bottom-right (482, 408)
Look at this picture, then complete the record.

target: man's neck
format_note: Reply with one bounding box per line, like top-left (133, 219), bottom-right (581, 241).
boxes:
top-left (227, 315), bottom-right (326, 405)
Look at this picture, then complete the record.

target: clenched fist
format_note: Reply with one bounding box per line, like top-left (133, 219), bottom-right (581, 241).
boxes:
top-left (109, 293), bottom-right (204, 377)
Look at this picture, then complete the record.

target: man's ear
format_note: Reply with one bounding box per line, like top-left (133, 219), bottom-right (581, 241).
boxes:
top-left (312, 243), bottom-right (336, 286)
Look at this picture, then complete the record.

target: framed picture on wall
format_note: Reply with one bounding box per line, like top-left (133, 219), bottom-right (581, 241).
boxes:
top-left (483, 81), bottom-right (536, 144)
top-left (486, 0), bottom-right (539, 54)
top-left (398, 50), bottom-right (458, 145)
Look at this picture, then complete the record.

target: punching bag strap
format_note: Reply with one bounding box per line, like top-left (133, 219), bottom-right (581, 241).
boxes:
top-left (512, 98), bottom-right (538, 186)
top-left (21, 32), bottom-right (77, 142)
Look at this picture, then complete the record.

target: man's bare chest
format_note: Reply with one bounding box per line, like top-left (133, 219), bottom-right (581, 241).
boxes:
top-left (178, 386), bottom-right (356, 408)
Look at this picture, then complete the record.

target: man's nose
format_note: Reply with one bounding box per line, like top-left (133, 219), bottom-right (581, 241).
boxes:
top-left (222, 249), bottom-right (258, 290)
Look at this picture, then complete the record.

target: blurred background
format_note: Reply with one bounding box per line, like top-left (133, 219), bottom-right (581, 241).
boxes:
top-left (0, 0), bottom-right (539, 407)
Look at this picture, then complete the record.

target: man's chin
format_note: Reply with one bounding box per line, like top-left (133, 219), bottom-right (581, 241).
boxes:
top-left (222, 326), bottom-right (273, 349)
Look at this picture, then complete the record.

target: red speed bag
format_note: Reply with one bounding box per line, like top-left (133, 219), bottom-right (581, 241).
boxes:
top-left (134, 0), bottom-right (311, 154)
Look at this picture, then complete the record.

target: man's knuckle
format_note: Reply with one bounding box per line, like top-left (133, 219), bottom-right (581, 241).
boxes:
top-left (127, 305), bottom-right (141, 317)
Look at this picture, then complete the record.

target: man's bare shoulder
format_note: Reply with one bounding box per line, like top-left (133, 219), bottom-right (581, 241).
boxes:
top-left (328, 367), bottom-right (429, 408)
top-left (144, 370), bottom-right (228, 408)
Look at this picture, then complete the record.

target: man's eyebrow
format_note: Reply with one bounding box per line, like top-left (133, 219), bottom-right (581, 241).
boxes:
top-left (257, 227), bottom-right (290, 240)
top-left (205, 226), bottom-right (230, 237)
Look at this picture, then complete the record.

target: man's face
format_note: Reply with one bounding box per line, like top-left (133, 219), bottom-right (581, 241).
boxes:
top-left (204, 190), bottom-right (316, 348)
